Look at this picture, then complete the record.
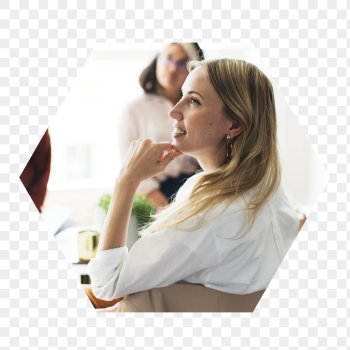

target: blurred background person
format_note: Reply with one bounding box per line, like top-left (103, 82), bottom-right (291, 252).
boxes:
top-left (117, 43), bottom-right (205, 213)
top-left (20, 129), bottom-right (51, 213)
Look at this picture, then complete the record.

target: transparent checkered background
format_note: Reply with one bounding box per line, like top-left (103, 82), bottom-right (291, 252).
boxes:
top-left (1, 1), bottom-right (348, 349)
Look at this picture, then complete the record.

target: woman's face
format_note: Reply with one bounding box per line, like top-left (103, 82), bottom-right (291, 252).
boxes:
top-left (169, 66), bottom-right (237, 171)
top-left (156, 44), bottom-right (190, 93)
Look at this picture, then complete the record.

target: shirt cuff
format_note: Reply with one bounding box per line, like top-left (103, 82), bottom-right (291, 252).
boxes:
top-left (87, 247), bottom-right (128, 298)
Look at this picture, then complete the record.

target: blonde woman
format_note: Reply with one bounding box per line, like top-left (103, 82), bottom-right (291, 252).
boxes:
top-left (88, 58), bottom-right (300, 303)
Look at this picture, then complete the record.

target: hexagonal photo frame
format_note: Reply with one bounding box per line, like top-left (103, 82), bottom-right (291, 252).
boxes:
top-left (20, 42), bottom-right (328, 312)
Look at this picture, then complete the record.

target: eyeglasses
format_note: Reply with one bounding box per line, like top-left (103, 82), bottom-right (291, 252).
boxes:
top-left (159, 54), bottom-right (188, 72)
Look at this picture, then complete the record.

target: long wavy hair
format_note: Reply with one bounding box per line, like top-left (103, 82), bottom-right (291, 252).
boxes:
top-left (138, 58), bottom-right (282, 240)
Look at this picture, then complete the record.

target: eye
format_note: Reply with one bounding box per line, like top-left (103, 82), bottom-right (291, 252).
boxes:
top-left (191, 97), bottom-right (200, 105)
top-left (179, 92), bottom-right (200, 105)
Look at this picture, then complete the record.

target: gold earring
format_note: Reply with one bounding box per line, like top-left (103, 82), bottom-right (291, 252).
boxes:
top-left (226, 134), bottom-right (233, 162)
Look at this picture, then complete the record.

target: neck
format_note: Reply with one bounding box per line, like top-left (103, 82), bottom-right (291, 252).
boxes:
top-left (194, 145), bottom-right (227, 173)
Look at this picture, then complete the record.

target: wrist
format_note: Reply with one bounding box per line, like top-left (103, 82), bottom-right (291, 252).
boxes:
top-left (116, 172), bottom-right (140, 188)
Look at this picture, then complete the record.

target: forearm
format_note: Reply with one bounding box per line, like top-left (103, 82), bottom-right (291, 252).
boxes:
top-left (96, 176), bottom-right (140, 254)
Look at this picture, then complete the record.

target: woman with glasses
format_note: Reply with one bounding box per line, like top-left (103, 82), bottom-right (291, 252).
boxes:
top-left (117, 43), bottom-right (205, 213)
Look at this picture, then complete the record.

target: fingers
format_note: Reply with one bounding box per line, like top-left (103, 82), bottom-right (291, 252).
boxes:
top-left (160, 150), bottom-right (183, 166)
top-left (144, 140), bottom-right (178, 159)
top-left (156, 141), bottom-right (174, 150)
top-left (156, 142), bottom-right (182, 159)
top-left (134, 139), bottom-right (183, 160)
top-left (135, 139), bottom-right (175, 151)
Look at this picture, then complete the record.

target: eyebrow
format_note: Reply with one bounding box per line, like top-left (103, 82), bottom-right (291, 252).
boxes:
top-left (181, 89), bottom-right (205, 100)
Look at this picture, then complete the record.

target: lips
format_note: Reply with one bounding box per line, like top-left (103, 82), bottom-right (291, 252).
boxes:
top-left (173, 124), bottom-right (186, 133)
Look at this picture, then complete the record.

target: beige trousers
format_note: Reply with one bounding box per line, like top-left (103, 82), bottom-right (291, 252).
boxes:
top-left (117, 281), bottom-right (265, 312)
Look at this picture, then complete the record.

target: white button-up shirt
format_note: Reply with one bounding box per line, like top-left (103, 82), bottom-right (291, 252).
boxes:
top-left (117, 92), bottom-right (200, 195)
top-left (88, 172), bottom-right (300, 300)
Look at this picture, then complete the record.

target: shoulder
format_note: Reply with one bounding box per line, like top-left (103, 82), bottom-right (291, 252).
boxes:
top-left (273, 184), bottom-right (299, 228)
top-left (209, 184), bottom-right (286, 242)
top-left (175, 172), bottom-right (205, 202)
top-left (183, 172), bottom-right (205, 186)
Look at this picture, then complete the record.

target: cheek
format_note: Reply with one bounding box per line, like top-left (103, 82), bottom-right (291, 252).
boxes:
top-left (208, 120), bottom-right (224, 136)
top-left (194, 127), bottom-right (209, 139)
top-left (156, 64), bottom-right (165, 81)
top-left (187, 113), bottom-right (222, 139)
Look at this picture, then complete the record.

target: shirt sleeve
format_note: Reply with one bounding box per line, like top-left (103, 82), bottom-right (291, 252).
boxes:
top-left (275, 188), bottom-right (300, 255)
top-left (87, 216), bottom-right (220, 300)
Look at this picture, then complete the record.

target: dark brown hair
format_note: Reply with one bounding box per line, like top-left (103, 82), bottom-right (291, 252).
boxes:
top-left (139, 43), bottom-right (205, 94)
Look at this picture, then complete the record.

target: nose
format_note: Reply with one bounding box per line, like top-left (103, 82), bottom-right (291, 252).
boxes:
top-left (168, 102), bottom-right (183, 122)
top-left (168, 61), bottom-right (177, 73)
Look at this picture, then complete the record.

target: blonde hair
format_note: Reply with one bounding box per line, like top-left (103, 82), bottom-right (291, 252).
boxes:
top-left (138, 58), bottom-right (281, 240)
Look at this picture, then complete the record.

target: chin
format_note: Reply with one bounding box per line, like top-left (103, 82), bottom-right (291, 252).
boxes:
top-left (172, 143), bottom-right (192, 157)
top-left (171, 142), bottom-right (179, 150)
top-left (171, 143), bottom-right (184, 152)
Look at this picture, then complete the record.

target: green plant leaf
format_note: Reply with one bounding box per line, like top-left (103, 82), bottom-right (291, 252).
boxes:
top-left (98, 194), bottom-right (112, 213)
top-left (98, 193), bottom-right (156, 234)
top-left (131, 194), bottom-right (156, 231)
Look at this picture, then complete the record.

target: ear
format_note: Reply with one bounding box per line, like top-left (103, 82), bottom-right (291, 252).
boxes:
top-left (229, 121), bottom-right (243, 139)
